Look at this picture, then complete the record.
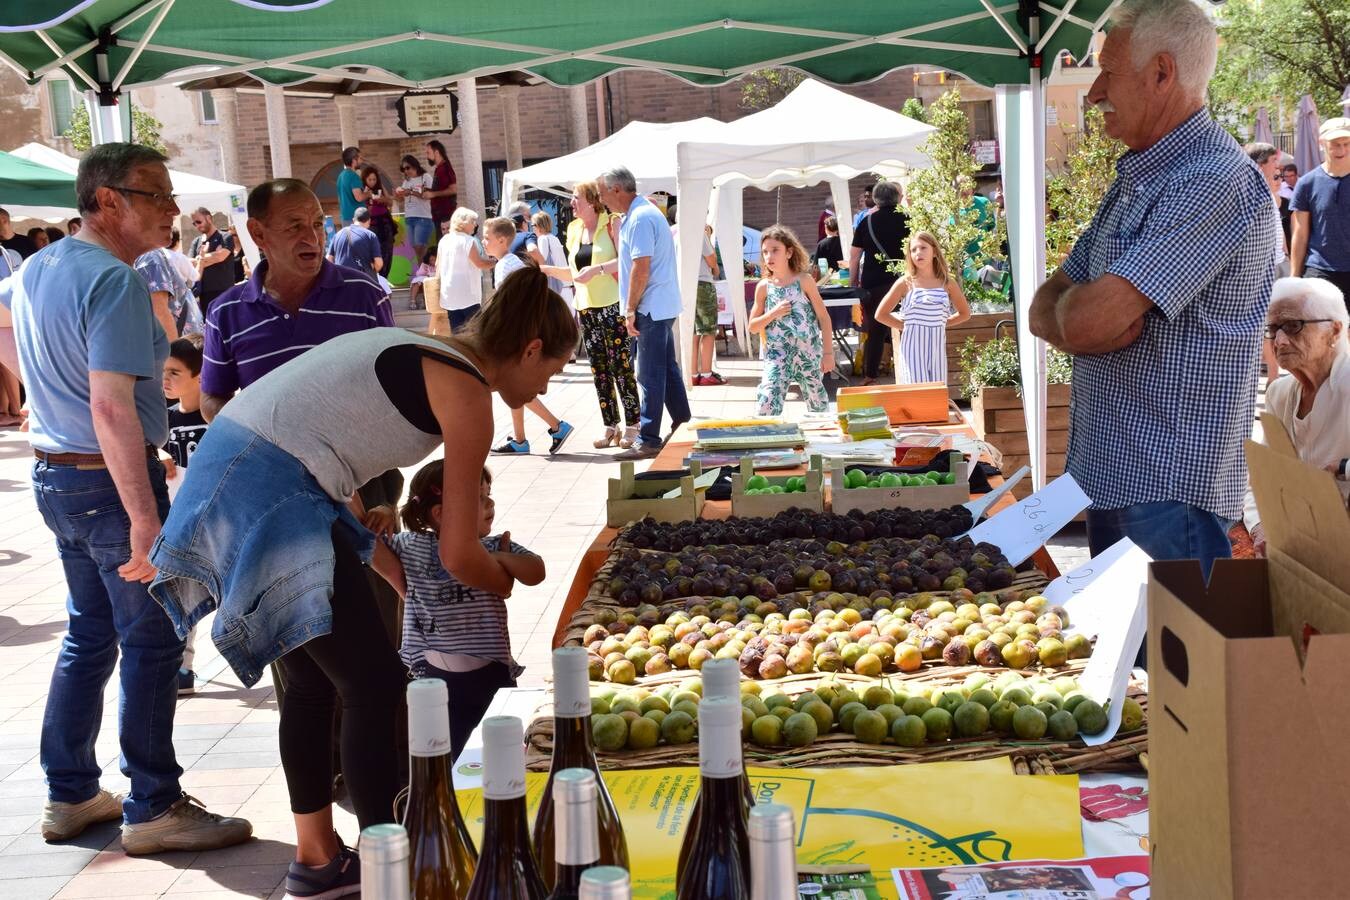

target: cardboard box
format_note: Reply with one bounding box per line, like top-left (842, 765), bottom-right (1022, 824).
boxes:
top-left (606, 461), bottom-right (706, 527)
top-left (836, 381), bottom-right (951, 425)
top-left (1148, 423), bottom-right (1350, 898)
top-left (730, 455), bottom-right (824, 517)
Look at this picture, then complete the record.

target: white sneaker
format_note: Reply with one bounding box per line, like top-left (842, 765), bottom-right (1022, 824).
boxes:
top-left (121, 794), bottom-right (253, 855)
top-left (42, 789), bottom-right (124, 841)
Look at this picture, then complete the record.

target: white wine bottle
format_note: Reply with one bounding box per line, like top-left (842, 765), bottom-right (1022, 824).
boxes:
top-left (466, 716), bottom-right (546, 899)
top-left (748, 804), bottom-right (797, 900)
top-left (404, 678), bottom-right (477, 898)
top-left (675, 698), bottom-right (750, 900)
top-left (676, 658), bottom-right (752, 884)
top-left (359, 823), bottom-right (411, 900)
top-left (578, 866), bottom-right (631, 900)
top-left (534, 648), bottom-right (628, 888)
top-left (546, 768), bottom-right (602, 900)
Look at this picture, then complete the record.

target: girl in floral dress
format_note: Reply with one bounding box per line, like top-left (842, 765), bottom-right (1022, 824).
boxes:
top-left (748, 225), bottom-right (835, 415)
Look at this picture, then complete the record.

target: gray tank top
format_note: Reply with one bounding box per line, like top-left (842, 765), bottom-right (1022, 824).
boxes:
top-left (221, 329), bottom-right (483, 501)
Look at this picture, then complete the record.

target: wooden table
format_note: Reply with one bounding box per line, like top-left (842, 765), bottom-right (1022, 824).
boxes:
top-left (549, 419), bottom-right (1055, 647)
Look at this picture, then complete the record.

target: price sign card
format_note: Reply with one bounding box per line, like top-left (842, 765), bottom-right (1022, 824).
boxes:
top-left (1044, 538), bottom-right (1153, 641)
top-left (966, 473), bottom-right (1090, 566)
top-left (1076, 584), bottom-right (1147, 747)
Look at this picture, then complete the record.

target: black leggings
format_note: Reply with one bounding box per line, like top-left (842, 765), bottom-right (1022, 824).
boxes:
top-left (422, 661), bottom-right (517, 763)
top-left (276, 524), bottom-right (407, 826)
top-left (860, 286), bottom-right (895, 379)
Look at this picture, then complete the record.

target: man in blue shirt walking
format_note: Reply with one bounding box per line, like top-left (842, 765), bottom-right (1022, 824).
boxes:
top-left (591, 166), bottom-right (690, 459)
top-left (327, 206), bottom-right (384, 278)
top-left (1029, 0), bottom-right (1276, 574)
top-left (0, 143), bottom-right (251, 854)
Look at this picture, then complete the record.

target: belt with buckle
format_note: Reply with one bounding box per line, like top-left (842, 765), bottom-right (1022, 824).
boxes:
top-left (34, 444), bottom-right (157, 469)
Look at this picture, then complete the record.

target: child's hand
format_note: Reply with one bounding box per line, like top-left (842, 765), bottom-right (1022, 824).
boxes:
top-left (822, 348), bottom-right (836, 374)
top-left (362, 503), bottom-right (398, 537)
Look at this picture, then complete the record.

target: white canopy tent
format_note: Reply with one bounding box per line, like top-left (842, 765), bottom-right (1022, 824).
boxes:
top-left (7, 143), bottom-right (259, 264)
top-left (500, 118), bottom-right (729, 202)
top-left (674, 78), bottom-right (937, 362)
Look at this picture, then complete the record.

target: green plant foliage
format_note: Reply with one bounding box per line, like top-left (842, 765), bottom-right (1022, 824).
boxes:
top-left (958, 335), bottom-right (1072, 398)
top-left (740, 68), bottom-right (806, 111)
top-left (1045, 105), bottom-right (1124, 272)
top-left (900, 97), bottom-right (927, 124)
top-left (901, 89), bottom-right (1002, 280)
top-left (1210, 0), bottom-right (1349, 133)
top-left (65, 104), bottom-right (167, 155)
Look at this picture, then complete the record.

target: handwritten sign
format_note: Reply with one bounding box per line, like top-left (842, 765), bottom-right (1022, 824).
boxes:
top-left (962, 465), bottom-right (1030, 522)
top-left (1044, 538), bottom-right (1153, 641)
top-left (965, 474), bottom-right (1090, 566)
top-left (395, 90), bottom-right (458, 136)
top-left (1076, 585), bottom-right (1147, 747)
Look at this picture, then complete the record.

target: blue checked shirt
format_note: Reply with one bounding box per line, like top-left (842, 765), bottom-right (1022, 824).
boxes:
top-left (1061, 109), bottom-right (1278, 519)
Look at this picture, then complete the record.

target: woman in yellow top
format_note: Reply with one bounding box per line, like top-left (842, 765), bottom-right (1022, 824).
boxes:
top-left (541, 180), bottom-right (641, 449)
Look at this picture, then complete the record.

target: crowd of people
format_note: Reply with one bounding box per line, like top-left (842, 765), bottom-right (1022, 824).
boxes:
top-left (0, 1), bottom-right (1344, 898)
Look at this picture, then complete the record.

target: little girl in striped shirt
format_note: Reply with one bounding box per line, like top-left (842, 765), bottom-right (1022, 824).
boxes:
top-left (372, 459), bottom-right (544, 760)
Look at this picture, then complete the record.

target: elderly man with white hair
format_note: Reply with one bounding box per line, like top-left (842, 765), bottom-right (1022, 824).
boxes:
top-left (1029, 0), bottom-right (1277, 573)
top-left (1245, 277), bottom-right (1350, 555)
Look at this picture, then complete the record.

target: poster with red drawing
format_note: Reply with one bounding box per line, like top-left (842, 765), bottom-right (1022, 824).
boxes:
top-left (892, 854), bottom-right (1150, 899)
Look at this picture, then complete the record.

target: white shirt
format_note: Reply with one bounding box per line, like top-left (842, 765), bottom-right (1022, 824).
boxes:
top-left (1244, 351), bottom-right (1350, 532)
top-left (168, 248), bottom-right (198, 284)
top-left (436, 230), bottom-right (483, 311)
top-left (402, 174), bottom-right (433, 220)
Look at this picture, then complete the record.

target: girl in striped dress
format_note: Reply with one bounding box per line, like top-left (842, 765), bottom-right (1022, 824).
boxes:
top-left (372, 459), bottom-right (544, 760)
top-left (874, 231), bottom-right (972, 384)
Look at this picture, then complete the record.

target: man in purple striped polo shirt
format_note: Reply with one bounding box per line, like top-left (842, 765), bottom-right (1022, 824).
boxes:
top-left (201, 180), bottom-right (393, 421)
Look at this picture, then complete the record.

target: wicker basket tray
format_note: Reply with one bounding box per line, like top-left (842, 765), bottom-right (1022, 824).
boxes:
top-left (523, 661), bottom-right (1147, 775)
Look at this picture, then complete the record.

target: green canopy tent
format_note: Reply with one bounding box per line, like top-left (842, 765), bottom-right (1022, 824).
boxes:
top-left (0, 149), bottom-right (79, 219)
top-left (0, 0), bottom-right (1125, 490)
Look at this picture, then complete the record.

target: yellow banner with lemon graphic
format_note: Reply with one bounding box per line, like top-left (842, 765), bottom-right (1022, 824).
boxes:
top-left (455, 758), bottom-right (1083, 899)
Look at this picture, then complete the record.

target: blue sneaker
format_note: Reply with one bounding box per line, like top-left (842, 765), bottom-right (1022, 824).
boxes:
top-left (492, 436), bottom-right (530, 455)
top-left (284, 838), bottom-right (359, 900)
top-left (548, 421), bottom-right (575, 455)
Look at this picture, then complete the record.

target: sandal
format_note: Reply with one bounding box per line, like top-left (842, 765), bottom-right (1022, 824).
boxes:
top-left (593, 426), bottom-right (619, 449)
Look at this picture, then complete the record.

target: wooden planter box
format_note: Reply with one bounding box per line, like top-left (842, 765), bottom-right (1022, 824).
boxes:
top-left (606, 461), bottom-right (706, 527)
top-left (730, 456), bottom-right (825, 518)
top-left (836, 381), bottom-right (951, 425)
top-left (972, 384), bottom-right (1071, 499)
top-left (946, 312), bottom-right (1007, 400)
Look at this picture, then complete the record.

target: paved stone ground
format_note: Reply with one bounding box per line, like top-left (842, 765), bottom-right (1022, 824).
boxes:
top-left (0, 299), bottom-right (1176, 899)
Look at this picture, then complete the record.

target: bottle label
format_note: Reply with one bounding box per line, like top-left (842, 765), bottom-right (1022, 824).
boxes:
top-left (699, 722), bottom-right (742, 779)
top-left (483, 771), bottom-right (526, 800)
top-left (409, 708), bottom-right (452, 758)
top-left (553, 657), bottom-right (592, 718)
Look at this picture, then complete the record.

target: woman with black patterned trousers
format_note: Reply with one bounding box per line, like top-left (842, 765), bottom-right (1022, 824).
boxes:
top-left (540, 180), bottom-right (642, 449)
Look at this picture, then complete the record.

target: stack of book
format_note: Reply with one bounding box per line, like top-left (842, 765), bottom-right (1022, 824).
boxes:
top-left (693, 422), bottom-right (805, 451)
top-left (839, 407), bottom-right (893, 441)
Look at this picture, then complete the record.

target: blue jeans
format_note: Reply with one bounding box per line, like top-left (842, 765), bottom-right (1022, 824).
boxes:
top-left (1086, 501), bottom-right (1233, 578)
top-left (634, 312), bottom-right (691, 448)
top-left (34, 455), bottom-right (184, 825)
top-left (405, 216), bottom-right (433, 248)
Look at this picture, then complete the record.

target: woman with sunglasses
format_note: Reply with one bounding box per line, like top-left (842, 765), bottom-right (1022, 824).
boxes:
top-left (395, 155), bottom-right (434, 269)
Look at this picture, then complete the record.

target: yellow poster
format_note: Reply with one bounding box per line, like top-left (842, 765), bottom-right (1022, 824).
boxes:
top-left (455, 759), bottom-right (1083, 899)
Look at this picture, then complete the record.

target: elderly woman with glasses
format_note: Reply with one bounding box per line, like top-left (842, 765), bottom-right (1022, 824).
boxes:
top-left (1244, 276), bottom-right (1350, 555)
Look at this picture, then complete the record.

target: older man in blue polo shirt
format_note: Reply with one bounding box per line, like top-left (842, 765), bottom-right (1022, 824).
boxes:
top-left (1, 143), bottom-right (251, 854)
top-left (201, 180), bottom-right (393, 420)
top-left (590, 166), bottom-right (690, 460)
top-left (1030, 0), bottom-right (1277, 573)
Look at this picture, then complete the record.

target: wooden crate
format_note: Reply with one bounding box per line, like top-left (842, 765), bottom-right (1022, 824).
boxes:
top-left (828, 452), bottom-right (968, 514)
top-left (730, 455), bottom-right (824, 518)
top-left (836, 381), bottom-right (950, 425)
top-left (606, 461), bottom-right (706, 527)
top-left (944, 312), bottom-right (1006, 401)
